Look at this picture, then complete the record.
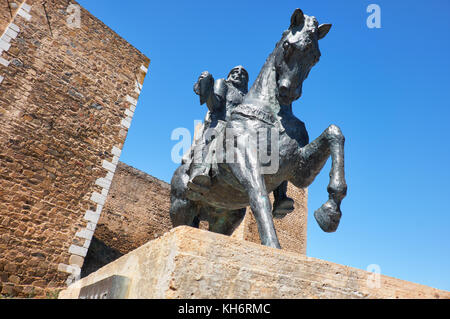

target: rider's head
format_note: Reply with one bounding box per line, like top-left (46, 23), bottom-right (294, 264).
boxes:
top-left (227, 65), bottom-right (249, 92)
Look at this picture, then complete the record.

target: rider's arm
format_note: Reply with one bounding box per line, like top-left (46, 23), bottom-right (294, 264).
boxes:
top-left (194, 72), bottom-right (227, 113)
top-left (207, 79), bottom-right (227, 113)
top-left (194, 71), bottom-right (214, 107)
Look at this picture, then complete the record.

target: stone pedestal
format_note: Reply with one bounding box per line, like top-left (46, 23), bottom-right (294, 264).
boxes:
top-left (59, 226), bottom-right (449, 299)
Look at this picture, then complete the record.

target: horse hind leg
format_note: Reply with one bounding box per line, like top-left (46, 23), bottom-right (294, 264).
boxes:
top-left (170, 165), bottom-right (201, 228)
top-left (208, 208), bottom-right (246, 236)
top-left (170, 196), bottom-right (201, 228)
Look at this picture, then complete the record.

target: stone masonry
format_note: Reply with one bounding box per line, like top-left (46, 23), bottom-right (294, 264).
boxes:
top-left (0, 0), bottom-right (149, 297)
top-left (92, 162), bottom-right (173, 256)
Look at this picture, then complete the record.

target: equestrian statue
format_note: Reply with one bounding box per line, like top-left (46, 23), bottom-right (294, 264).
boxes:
top-left (170, 8), bottom-right (347, 249)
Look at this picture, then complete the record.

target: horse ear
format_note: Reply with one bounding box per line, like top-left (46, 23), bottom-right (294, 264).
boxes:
top-left (290, 8), bottom-right (305, 28)
top-left (318, 24), bottom-right (332, 40)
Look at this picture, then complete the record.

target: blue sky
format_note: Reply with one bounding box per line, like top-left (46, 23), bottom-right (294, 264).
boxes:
top-left (77, 0), bottom-right (450, 291)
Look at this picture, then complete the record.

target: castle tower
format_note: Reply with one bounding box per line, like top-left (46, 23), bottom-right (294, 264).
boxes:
top-left (0, 0), bottom-right (149, 297)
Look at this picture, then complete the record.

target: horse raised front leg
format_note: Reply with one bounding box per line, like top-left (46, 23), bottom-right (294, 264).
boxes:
top-left (294, 124), bottom-right (347, 233)
top-left (228, 135), bottom-right (281, 249)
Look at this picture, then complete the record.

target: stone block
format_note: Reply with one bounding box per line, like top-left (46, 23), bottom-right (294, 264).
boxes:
top-left (124, 109), bottom-right (134, 117)
top-left (96, 205), bottom-right (104, 214)
top-left (68, 245), bottom-right (88, 258)
top-left (59, 227), bottom-right (450, 299)
top-left (75, 229), bottom-right (94, 241)
top-left (1, 34), bottom-right (12, 44)
top-left (83, 239), bottom-right (91, 249)
top-left (69, 255), bottom-right (85, 268)
top-left (102, 160), bottom-right (117, 173)
top-left (111, 155), bottom-right (119, 165)
top-left (9, 23), bottom-right (20, 33)
top-left (111, 146), bottom-right (122, 157)
top-left (95, 177), bottom-right (111, 190)
top-left (86, 222), bottom-right (96, 231)
top-left (90, 192), bottom-right (106, 206)
top-left (126, 95), bottom-right (137, 106)
top-left (0, 39), bottom-right (10, 51)
top-left (120, 117), bottom-right (131, 129)
top-left (58, 263), bottom-right (80, 276)
top-left (17, 8), bottom-right (31, 21)
top-left (101, 188), bottom-right (109, 197)
top-left (84, 210), bottom-right (100, 224)
top-left (5, 28), bottom-right (18, 39)
top-left (8, 275), bottom-right (20, 284)
top-left (105, 172), bottom-right (115, 182)
top-left (22, 3), bottom-right (32, 13)
top-left (140, 65), bottom-right (148, 73)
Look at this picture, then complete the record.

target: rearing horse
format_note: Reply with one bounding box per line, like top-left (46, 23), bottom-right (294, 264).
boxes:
top-left (170, 9), bottom-right (347, 249)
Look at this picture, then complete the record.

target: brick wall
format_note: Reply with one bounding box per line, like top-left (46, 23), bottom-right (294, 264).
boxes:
top-left (0, 0), bottom-right (149, 297)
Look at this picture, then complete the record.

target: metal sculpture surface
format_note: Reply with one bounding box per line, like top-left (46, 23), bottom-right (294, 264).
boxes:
top-left (170, 9), bottom-right (347, 249)
top-left (184, 66), bottom-right (295, 217)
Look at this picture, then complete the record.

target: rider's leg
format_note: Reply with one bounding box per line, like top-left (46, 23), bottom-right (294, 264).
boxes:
top-left (272, 181), bottom-right (295, 218)
top-left (188, 139), bottom-right (212, 189)
top-left (188, 120), bottom-right (227, 190)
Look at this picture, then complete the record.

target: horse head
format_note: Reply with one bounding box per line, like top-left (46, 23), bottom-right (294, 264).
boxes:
top-left (274, 9), bottom-right (332, 106)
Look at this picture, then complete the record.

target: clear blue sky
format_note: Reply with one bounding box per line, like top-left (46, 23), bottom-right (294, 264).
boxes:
top-left (78, 0), bottom-right (450, 291)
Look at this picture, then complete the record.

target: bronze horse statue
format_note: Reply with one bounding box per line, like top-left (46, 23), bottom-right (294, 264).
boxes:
top-left (170, 9), bottom-right (347, 249)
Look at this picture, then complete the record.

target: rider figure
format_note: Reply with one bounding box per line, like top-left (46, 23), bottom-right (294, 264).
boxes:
top-left (188, 66), bottom-right (294, 216)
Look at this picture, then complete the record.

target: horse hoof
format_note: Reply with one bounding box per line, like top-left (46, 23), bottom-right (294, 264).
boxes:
top-left (314, 199), bottom-right (342, 233)
top-left (272, 198), bottom-right (295, 219)
top-left (262, 240), bottom-right (282, 249)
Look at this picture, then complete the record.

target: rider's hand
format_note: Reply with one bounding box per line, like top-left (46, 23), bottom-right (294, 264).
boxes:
top-left (194, 71), bottom-right (213, 96)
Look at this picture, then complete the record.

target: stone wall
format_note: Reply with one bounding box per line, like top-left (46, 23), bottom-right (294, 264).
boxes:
top-left (92, 162), bottom-right (173, 255)
top-left (82, 161), bottom-right (308, 276)
top-left (0, 1), bottom-right (24, 37)
top-left (0, 0), bottom-right (149, 297)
